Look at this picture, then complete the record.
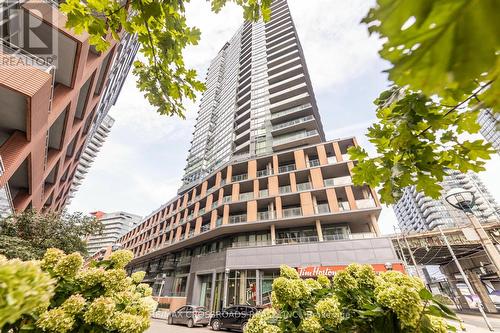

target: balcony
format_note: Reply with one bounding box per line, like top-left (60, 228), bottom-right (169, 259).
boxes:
top-left (215, 217), bottom-right (223, 227)
top-left (229, 214), bottom-right (247, 224)
top-left (278, 164), bottom-right (296, 173)
top-left (276, 235), bottom-right (318, 245)
top-left (356, 198), bottom-right (377, 209)
top-left (324, 176), bottom-right (352, 187)
top-left (257, 211), bottom-right (276, 220)
top-left (201, 224), bottom-right (211, 233)
top-left (257, 169), bottom-right (273, 177)
top-left (316, 203), bottom-right (330, 214)
top-left (271, 115), bottom-right (315, 136)
top-left (270, 103), bottom-right (312, 123)
top-left (232, 173), bottom-right (248, 182)
top-left (338, 201), bottom-right (351, 211)
top-left (273, 130), bottom-right (320, 150)
top-left (259, 189), bottom-right (269, 198)
top-left (296, 182), bottom-right (312, 191)
top-left (327, 156), bottom-right (337, 164)
top-left (239, 192), bottom-right (254, 201)
top-left (279, 185), bottom-right (292, 194)
top-left (307, 159), bottom-right (320, 167)
top-left (282, 207), bottom-right (302, 218)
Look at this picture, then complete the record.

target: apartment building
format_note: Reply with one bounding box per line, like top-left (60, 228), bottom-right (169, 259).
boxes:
top-left (117, 0), bottom-right (401, 312)
top-left (86, 210), bottom-right (142, 256)
top-left (478, 109), bottom-right (500, 154)
top-left (394, 170), bottom-right (500, 233)
top-left (0, 0), bottom-right (134, 212)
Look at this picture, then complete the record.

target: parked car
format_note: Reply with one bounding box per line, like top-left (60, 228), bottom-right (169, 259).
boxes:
top-left (167, 305), bottom-right (209, 328)
top-left (210, 305), bottom-right (260, 331)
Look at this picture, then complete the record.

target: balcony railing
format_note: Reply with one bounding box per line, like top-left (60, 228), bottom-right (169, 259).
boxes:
top-left (271, 103), bottom-right (312, 120)
top-left (307, 159), bottom-right (320, 167)
top-left (232, 240), bottom-right (273, 248)
top-left (324, 176), bottom-right (352, 187)
top-left (201, 224), bottom-right (211, 233)
top-left (316, 203), bottom-right (330, 214)
top-left (276, 236), bottom-right (318, 245)
top-left (273, 130), bottom-right (318, 146)
top-left (272, 115), bottom-right (314, 131)
top-left (296, 182), bottom-right (312, 191)
top-left (239, 192), bottom-right (254, 201)
top-left (356, 198), bottom-right (377, 209)
top-left (232, 173), bottom-right (248, 182)
top-left (257, 169), bottom-right (273, 177)
top-left (198, 208), bottom-right (206, 215)
top-left (282, 207), bottom-right (302, 218)
top-left (350, 232), bottom-right (376, 240)
top-left (229, 214), bottom-right (247, 224)
top-left (215, 217), bottom-right (223, 227)
top-left (222, 196), bottom-right (232, 203)
top-left (257, 211), bottom-right (276, 220)
top-left (278, 164), bottom-right (296, 173)
top-left (338, 201), bottom-right (350, 211)
top-left (327, 156), bottom-right (337, 164)
top-left (259, 189), bottom-right (269, 198)
top-left (323, 234), bottom-right (349, 241)
top-left (279, 185), bottom-right (292, 194)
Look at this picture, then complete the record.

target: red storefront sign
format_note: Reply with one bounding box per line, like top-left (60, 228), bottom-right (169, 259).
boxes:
top-left (296, 263), bottom-right (405, 278)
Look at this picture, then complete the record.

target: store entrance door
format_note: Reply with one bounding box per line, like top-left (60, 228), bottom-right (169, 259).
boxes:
top-left (199, 274), bottom-right (213, 308)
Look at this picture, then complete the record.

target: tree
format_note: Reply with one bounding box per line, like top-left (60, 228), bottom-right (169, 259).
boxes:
top-left (246, 264), bottom-right (460, 333)
top-left (349, 0), bottom-right (499, 203)
top-left (0, 249), bottom-right (155, 333)
top-left (59, 0), bottom-right (271, 118)
top-left (0, 210), bottom-right (102, 260)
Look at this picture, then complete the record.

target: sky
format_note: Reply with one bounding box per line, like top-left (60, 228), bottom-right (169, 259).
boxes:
top-left (68, 0), bottom-right (500, 235)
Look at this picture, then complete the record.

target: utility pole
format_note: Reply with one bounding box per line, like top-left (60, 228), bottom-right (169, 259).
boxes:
top-left (402, 232), bottom-right (423, 280)
top-left (438, 226), bottom-right (494, 331)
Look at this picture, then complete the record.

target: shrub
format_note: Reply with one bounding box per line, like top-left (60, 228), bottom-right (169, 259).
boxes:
top-left (246, 264), bottom-right (459, 333)
top-left (0, 249), bottom-right (155, 333)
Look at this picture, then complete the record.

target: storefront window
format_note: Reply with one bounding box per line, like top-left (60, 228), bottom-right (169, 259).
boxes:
top-left (199, 274), bottom-right (213, 308)
top-left (172, 276), bottom-right (187, 296)
top-left (228, 270), bottom-right (257, 306)
top-left (212, 273), bottom-right (224, 312)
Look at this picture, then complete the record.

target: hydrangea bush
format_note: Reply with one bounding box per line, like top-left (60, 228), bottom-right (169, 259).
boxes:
top-left (246, 264), bottom-right (459, 333)
top-left (0, 249), bottom-right (156, 333)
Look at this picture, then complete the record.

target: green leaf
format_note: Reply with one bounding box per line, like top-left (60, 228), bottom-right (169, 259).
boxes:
top-left (419, 288), bottom-right (433, 301)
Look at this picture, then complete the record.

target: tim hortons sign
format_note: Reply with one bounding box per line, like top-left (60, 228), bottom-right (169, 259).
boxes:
top-left (296, 263), bottom-right (405, 278)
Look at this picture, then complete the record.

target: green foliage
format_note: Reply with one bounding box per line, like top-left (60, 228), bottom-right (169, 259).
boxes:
top-left (0, 209), bottom-right (103, 259)
top-left (349, 88), bottom-right (495, 203)
top-left (246, 264), bottom-right (459, 333)
top-left (0, 256), bottom-right (55, 328)
top-left (60, 0), bottom-right (270, 117)
top-left (1, 249), bottom-right (154, 333)
top-left (351, 0), bottom-right (500, 201)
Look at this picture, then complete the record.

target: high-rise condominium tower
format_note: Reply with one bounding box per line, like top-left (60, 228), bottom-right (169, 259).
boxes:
top-left (181, 0), bottom-right (324, 189)
top-left (478, 109), bottom-right (500, 153)
top-left (86, 211), bottom-right (142, 256)
top-left (0, 1), bottom-right (137, 212)
top-left (118, 0), bottom-right (401, 312)
top-left (394, 170), bottom-right (500, 233)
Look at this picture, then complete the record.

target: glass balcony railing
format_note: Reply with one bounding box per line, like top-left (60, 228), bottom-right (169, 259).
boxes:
top-left (316, 203), bottom-right (330, 214)
top-left (272, 115), bottom-right (314, 131)
top-left (356, 198), bottom-right (377, 209)
top-left (342, 153), bottom-right (349, 161)
top-left (279, 185), bottom-right (292, 194)
top-left (327, 156), bottom-right (337, 164)
top-left (338, 201), bottom-right (350, 211)
top-left (257, 169), bottom-right (273, 177)
top-left (215, 217), bottom-right (223, 227)
top-left (282, 207), bottom-right (302, 218)
top-left (212, 202), bottom-right (218, 209)
top-left (222, 196), bottom-right (232, 203)
top-left (271, 103), bottom-right (312, 120)
top-left (232, 173), bottom-right (248, 182)
top-left (229, 214), bottom-right (247, 224)
top-left (257, 211), bottom-right (276, 220)
top-left (278, 164), bottom-right (296, 173)
top-left (276, 236), bottom-right (318, 245)
top-left (324, 176), bottom-right (352, 187)
top-left (198, 208), bottom-right (206, 215)
top-left (307, 159), bottom-right (320, 167)
top-left (323, 234), bottom-right (349, 241)
top-left (274, 130), bottom-right (318, 146)
top-left (296, 182), bottom-right (312, 191)
top-left (259, 189), bottom-right (269, 197)
top-left (201, 224), bottom-right (211, 233)
top-left (239, 192), bottom-right (254, 201)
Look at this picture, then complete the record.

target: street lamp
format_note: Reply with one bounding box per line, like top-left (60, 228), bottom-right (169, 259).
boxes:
top-left (445, 188), bottom-right (476, 212)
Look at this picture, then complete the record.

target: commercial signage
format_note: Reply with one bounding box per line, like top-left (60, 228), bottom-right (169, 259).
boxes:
top-left (297, 263), bottom-right (405, 278)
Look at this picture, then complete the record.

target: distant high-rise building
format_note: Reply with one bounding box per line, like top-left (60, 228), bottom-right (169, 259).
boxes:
top-left (116, 0), bottom-right (401, 312)
top-left (394, 170), bottom-right (500, 233)
top-left (0, 0), bottom-right (138, 212)
top-left (478, 109), bottom-right (500, 153)
top-left (87, 211), bottom-right (142, 256)
top-left (68, 115), bottom-right (114, 201)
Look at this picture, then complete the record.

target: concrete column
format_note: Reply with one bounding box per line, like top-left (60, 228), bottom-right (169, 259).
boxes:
top-left (315, 220), bottom-right (323, 241)
top-left (223, 269), bottom-right (229, 308)
top-left (210, 271), bottom-right (217, 311)
top-left (370, 214), bottom-right (381, 236)
top-left (271, 224), bottom-right (276, 245)
top-left (467, 270), bottom-right (498, 313)
top-left (255, 269), bottom-right (261, 305)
